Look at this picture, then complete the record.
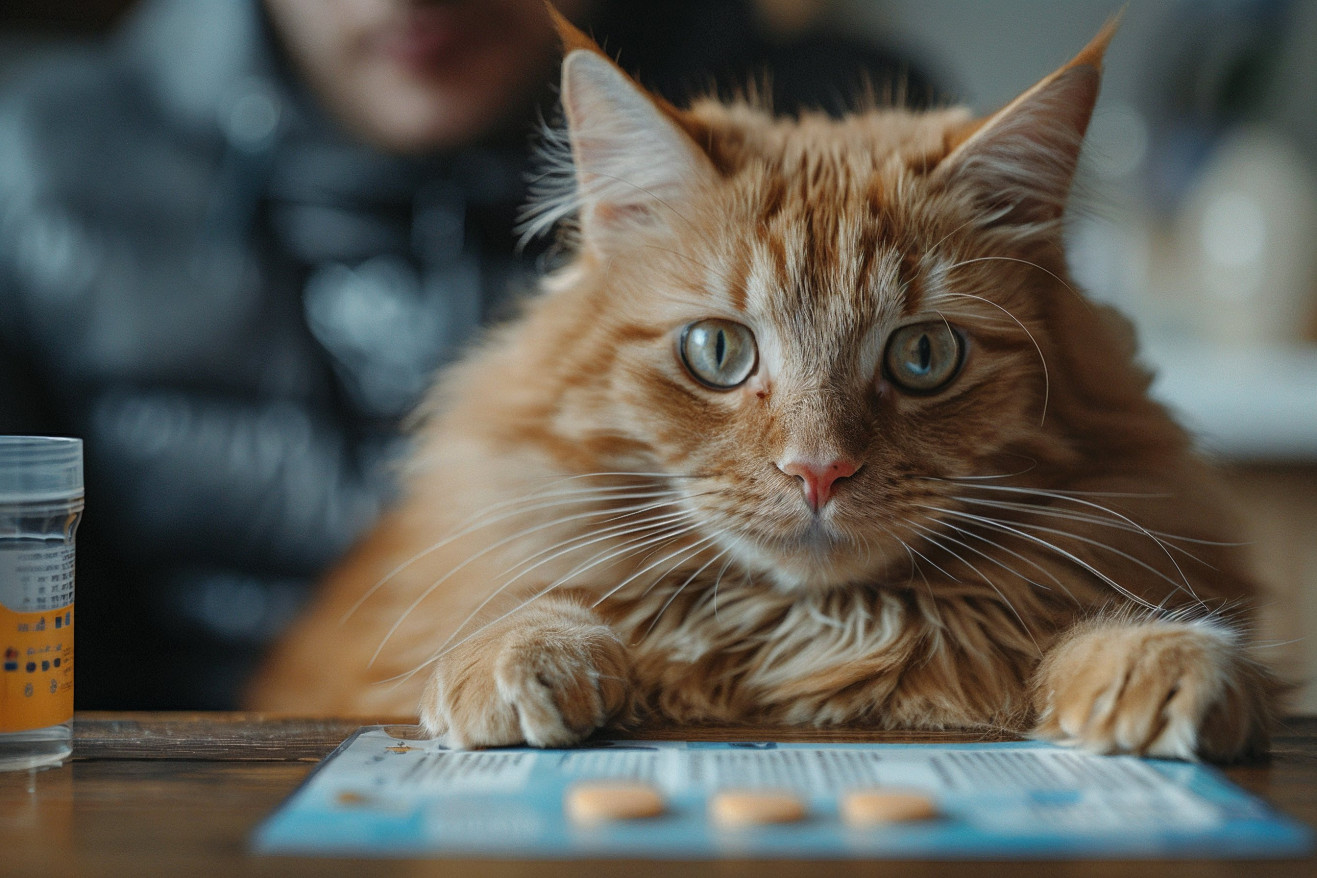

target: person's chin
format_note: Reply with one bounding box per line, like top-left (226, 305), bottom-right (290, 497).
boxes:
top-left (354, 95), bottom-right (491, 154)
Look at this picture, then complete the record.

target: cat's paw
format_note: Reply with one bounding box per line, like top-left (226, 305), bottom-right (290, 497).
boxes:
top-left (1031, 618), bottom-right (1271, 761)
top-left (419, 610), bottom-right (631, 749)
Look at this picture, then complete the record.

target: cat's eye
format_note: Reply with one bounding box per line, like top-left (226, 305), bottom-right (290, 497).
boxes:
top-left (883, 321), bottom-right (965, 394)
top-left (679, 319), bottom-right (757, 389)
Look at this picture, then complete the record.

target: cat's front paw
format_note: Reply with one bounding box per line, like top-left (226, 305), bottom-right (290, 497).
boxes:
top-left (1031, 618), bottom-right (1271, 761)
top-left (420, 608), bottom-right (632, 749)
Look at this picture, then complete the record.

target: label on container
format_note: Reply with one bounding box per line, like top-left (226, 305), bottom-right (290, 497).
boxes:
top-left (0, 544), bottom-right (75, 733)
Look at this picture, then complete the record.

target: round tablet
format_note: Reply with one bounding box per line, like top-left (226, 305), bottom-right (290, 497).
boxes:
top-left (709, 790), bottom-right (807, 827)
top-left (565, 781), bottom-right (666, 823)
top-left (839, 789), bottom-right (939, 825)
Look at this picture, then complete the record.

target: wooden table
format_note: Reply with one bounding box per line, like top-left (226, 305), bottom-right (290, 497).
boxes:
top-left (1, 713), bottom-right (1313, 877)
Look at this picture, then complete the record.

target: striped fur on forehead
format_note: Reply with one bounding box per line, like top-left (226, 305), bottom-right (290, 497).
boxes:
top-left (690, 99), bottom-right (972, 183)
top-left (677, 105), bottom-right (981, 389)
top-left (742, 219), bottom-right (906, 391)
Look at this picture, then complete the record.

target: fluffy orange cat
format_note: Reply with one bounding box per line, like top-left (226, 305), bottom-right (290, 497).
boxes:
top-left (247, 13), bottom-right (1279, 761)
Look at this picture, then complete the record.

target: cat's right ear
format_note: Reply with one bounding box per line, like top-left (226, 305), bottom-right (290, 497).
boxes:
top-left (930, 16), bottom-right (1119, 239)
top-left (545, 7), bottom-right (720, 252)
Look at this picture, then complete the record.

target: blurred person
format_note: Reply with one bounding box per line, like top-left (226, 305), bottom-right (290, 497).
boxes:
top-left (0, 0), bottom-right (936, 709)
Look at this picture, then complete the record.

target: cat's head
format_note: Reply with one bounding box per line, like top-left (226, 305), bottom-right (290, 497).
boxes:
top-left (524, 11), bottom-right (1136, 592)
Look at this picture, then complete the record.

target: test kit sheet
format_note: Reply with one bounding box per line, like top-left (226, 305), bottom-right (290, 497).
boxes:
top-left (254, 728), bottom-right (1312, 859)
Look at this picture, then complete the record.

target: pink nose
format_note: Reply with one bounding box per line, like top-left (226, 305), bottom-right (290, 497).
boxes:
top-left (778, 458), bottom-right (860, 512)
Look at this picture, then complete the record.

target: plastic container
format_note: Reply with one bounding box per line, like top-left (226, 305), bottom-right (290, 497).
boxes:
top-left (0, 436), bottom-right (83, 771)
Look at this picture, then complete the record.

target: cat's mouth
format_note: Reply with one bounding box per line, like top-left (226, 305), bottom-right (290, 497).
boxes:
top-left (793, 516), bottom-right (848, 552)
top-left (679, 473), bottom-right (890, 590)
top-left (723, 511), bottom-right (881, 592)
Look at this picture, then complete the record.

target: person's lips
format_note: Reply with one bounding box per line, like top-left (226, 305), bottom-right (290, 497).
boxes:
top-left (376, 6), bottom-right (480, 73)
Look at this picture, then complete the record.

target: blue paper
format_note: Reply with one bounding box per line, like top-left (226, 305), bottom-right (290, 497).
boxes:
top-left (253, 728), bottom-right (1312, 859)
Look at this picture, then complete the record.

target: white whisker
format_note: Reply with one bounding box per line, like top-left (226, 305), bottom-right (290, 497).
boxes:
top-left (944, 254), bottom-right (1083, 298)
top-left (935, 478), bottom-right (1169, 500)
top-left (341, 487), bottom-right (686, 625)
top-left (935, 291), bottom-right (1050, 424)
top-left (590, 529), bottom-right (720, 609)
top-left (904, 518), bottom-right (1042, 652)
top-left (711, 554), bottom-right (737, 620)
top-left (951, 495), bottom-right (1229, 565)
top-left (381, 517), bottom-right (703, 690)
top-left (922, 511), bottom-right (1072, 597)
top-left (919, 504), bottom-right (1161, 612)
top-left (949, 485), bottom-right (1239, 548)
top-left (417, 507), bottom-right (699, 663)
top-left (927, 216), bottom-right (985, 256)
top-left (1006, 518), bottom-right (1203, 601)
top-left (454, 512), bottom-right (700, 639)
top-left (942, 481), bottom-right (1202, 598)
top-left (884, 518), bottom-right (962, 585)
top-left (633, 540), bottom-right (735, 643)
top-left (494, 505), bottom-right (696, 586)
top-left (367, 497), bottom-right (692, 667)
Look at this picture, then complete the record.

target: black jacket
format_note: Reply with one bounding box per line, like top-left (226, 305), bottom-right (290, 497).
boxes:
top-left (0, 0), bottom-right (938, 708)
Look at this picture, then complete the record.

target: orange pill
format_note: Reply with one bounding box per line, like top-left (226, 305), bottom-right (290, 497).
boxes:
top-left (710, 790), bottom-right (807, 826)
top-left (839, 789), bottom-right (939, 825)
top-left (565, 781), bottom-right (666, 823)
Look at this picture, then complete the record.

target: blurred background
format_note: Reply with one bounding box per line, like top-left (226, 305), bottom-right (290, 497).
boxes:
top-left (2, 0), bottom-right (1314, 712)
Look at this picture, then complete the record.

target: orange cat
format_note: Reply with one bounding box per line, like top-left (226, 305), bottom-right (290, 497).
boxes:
top-left (247, 14), bottom-right (1279, 761)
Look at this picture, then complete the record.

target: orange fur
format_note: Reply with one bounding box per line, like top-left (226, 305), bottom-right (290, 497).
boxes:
top-left (246, 18), bottom-right (1279, 760)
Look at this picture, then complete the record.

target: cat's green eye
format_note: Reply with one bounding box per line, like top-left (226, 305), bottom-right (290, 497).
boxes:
top-left (883, 321), bottom-right (965, 394)
top-left (679, 319), bottom-right (758, 389)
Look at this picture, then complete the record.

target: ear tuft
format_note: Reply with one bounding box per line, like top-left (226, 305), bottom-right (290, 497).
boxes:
top-left (552, 47), bottom-right (717, 250)
top-left (522, 5), bottom-right (719, 250)
top-left (544, 1), bottom-right (604, 57)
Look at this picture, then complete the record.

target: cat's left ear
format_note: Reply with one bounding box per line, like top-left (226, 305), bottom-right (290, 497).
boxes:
top-left (932, 17), bottom-right (1119, 235)
top-left (545, 6), bottom-right (720, 251)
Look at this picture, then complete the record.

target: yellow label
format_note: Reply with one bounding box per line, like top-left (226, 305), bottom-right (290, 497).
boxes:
top-left (0, 602), bottom-right (73, 732)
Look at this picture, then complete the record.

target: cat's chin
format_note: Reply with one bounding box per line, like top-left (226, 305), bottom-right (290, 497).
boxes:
top-left (761, 555), bottom-right (876, 593)
top-left (728, 523), bottom-right (888, 593)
